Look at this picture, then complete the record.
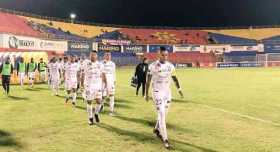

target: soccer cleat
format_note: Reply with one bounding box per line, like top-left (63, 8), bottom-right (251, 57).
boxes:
top-left (88, 118), bottom-right (94, 125)
top-left (65, 97), bottom-right (69, 103)
top-left (72, 102), bottom-right (76, 106)
top-left (153, 129), bottom-right (162, 140)
top-left (94, 114), bottom-right (100, 123)
top-left (163, 140), bottom-right (171, 149)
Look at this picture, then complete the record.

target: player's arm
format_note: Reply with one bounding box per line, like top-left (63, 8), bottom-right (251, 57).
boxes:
top-left (102, 72), bottom-right (107, 88)
top-left (171, 73), bottom-right (184, 98)
top-left (11, 64), bottom-right (14, 75)
top-left (145, 73), bottom-right (152, 102)
top-left (26, 63), bottom-right (29, 74)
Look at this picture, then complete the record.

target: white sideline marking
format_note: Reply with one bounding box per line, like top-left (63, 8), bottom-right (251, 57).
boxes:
top-left (198, 104), bottom-right (280, 127)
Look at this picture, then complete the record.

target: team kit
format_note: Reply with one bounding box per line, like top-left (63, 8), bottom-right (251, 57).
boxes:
top-left (1, 47), bottom-right (184, 149)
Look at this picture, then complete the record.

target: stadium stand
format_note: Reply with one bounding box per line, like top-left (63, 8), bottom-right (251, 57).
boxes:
top-left (22, 16), bottom-right (118, 38)
top-left (0, 12), bottom-right (41, 37)
top-left (208, 32), bottom-right (257, 45)
top-left (118, 28), bottom-right (209, 44)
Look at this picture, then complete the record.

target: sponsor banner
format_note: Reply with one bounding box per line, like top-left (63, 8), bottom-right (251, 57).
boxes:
top-left (101, 39), bottom-right (131, 45)
top-left (98, 44), bottom-right (121, 52)
top-left (230, 44), bottom-right (264, 52)
top-left (0, 34), bottom-right (4, 48)
top-left (68, 41), bottom-right (91, 51)
top-left (92, 42), bottom-right (98, 51)
top-left (149, 45), bottom-right (173, 53)
top-left (175, 63), bottom-right (193, 68)
top-left (202, 45), bottom-right (231, 53)
top-left (2, 34), bottom-right (67, 52)
top-left (264, 43), bottom-right (280, 53)
top-left (3, 34), bottom-right (38, 50)
top-left (123, 45), bottom-right (147, 53)
top-left (173, 45), bottom-right (202, 52)
top-left (39, 40), bottom-right (67, 52)
top-left (217, 62), bottom-right (261, 68)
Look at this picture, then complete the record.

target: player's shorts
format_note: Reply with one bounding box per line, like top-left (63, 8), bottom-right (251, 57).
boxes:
top-left (19, 72), bottom-right (25, 80)
top-left (102, 82), bottom-right (115, 97)
top-left (51, 75), bottom-right (60, 86)
top-left (40, 71), bottom-right (46, 78)
top-left (28, 72), bottom-right (35, 79)
top-left (152, 89), bottom-right (172, 110)
top-left (65, 78), bottom-right (77, 90)
top-left (83, 84), bottom-right (102, 101)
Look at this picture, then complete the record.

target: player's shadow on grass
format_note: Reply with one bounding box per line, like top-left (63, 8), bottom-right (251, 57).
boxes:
top-left (25, 88), bottom-right (41, 92)
top-left (114, 115), bottom-right (194, 134)
top-left (33, 87), bottom-right (49, 90)
top-left (115, 98), bottom-right (134, 104)
top-left (0, 130), bottom-right (23, 149)
top-left (98, 123), bottom-right (218, 152)
top-left (172, 98), bottom-right (190, 104)
top-left (75, 102), bottom-right (132, 111)
top-left (8, 96), bottom-right (29, 101)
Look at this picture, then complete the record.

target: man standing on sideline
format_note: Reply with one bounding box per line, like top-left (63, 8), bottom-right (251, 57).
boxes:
top-left (135, 57), bottom-right (148, 97)
top-left (38, 58), bottom-right (47, 83)
top-left (145, 47), bottom-right (184, 149)
top-left (0, 57), bottom-right (13, 95)
top-left (17, 57), bottom-right (26, 87)
top-left (27, 58), bottom-right (37, 88)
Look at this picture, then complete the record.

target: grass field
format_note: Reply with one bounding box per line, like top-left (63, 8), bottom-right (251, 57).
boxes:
top-left (0, 68), bottom-right (280, 152)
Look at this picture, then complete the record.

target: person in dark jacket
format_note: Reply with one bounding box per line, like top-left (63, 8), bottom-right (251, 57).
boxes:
top-left (0, 57), bottom-right (13, 95)
top-left (134, 57), bottom-right (149, 96)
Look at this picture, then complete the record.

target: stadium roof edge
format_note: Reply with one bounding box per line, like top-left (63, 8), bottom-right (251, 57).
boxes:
top-left (2, 7), bottom-right (280, 30)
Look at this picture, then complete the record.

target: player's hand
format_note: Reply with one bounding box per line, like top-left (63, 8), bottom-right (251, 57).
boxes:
top-left (178, 90), bottom-right (184, 98)
top-left (145, 95), bottom-right (149, 102)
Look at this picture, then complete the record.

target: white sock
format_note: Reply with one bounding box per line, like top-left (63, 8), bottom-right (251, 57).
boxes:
top-left (95, 103), bottom-right (102, 114)
top-left (87, 104), bottom-right (93, 118)
top-left (158, 104), bottom-right (168, 141)
top-left (109, 96), bottom-right (115, 113)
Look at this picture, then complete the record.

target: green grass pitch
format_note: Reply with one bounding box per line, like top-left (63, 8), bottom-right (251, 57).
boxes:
top-left (0, 68), bottom-right (280, 152)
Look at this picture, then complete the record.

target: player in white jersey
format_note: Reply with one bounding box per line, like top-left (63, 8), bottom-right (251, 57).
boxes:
top-left (145, 47), bottom-right (184, 149)
top-left (49, 57), bottom-right (61, 96)
top-left (64, 56), bottom-right (79, 106)
top-left (82, 51), bottom-right (107, 125)
top-left (101, 51), bottom-right (116, 116)
top-left (80, 56), bottom-right (90, 101)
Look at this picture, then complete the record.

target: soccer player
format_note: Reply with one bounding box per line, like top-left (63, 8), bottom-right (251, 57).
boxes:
top-left (145, 47), bottom-right (184, 149)
top-left (101, 51), bottom-right (116, 116)
top-left (49, 57), bottom-right (60, 96)
top-left (82, 51), bottom-right (107, 125)
top-left (38, 58), bottom-right (47, 83)
top-left (0, 57), bottom-right (13, 95)
top-left (17, 57), bottom-right (26, 87)
top-left (27, 58), bottom-right (37, 88)
top-left (64, 55), bottom-right (79, 106)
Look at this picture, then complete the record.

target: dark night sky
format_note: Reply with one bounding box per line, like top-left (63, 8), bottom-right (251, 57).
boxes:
top-left (0, 0), bottom-right (280, 27)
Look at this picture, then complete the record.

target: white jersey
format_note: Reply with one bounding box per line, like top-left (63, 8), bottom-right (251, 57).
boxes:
top-left (49, 62), bottom-right (60, 78)
top-left (84, 61), bottom-right (104, 87)
top-left (80, 59), bottom-right (90, 72)
top-left (102, 60), bottom-right (116, 82)
top-left (64, 62), bottom-right (79, 81)
top-left (148, 60), bottom-right (175, 92)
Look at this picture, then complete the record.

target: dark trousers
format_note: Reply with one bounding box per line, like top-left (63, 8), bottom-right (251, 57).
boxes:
top-left (136, 80), bottom-right (146, 96)
top-left (2, 75), bottom-right (11, 94)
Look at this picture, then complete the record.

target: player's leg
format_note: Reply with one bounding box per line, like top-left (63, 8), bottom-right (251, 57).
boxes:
top-left (142, 81), bottom-right (146, 97)
top-left (108, 84), bottom-right (115, 115)
top-left (71, 88), bottom-right (77, 106)
top-left (20, 73), bottom-right (25, 87)
top-left (6, 76), bottom-right (11, 95)
top-left (86, 100), bottom-right (94, 125)
top-left (2, 75), bottom-right (7, 94)
top-left (136, 80), bottom-right (141, 96)
top-left (94, 90), bottom-right (103, 123)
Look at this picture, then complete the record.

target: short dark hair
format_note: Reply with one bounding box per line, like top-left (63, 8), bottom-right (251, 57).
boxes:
top-left (160, 46), bottom-right (166, 51)
top-left (92, 50), bottom-right (97, 53)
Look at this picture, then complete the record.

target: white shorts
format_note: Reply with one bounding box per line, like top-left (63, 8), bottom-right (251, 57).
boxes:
top-left (19, 72), bottom-right (25, 80)
top-left (65, 79), bottom-right (77, 90)
top-left (83, 84), bottom-right (102, 101)
top-left (152, 90), bottom-right (172, 109)
top-left (51, 75), bottom-right (60, 86)
top-left (40, 71), bottom-right (46, 78)
top-left (102, 82), bottom-right (115, 96)
top-left (28, 72), bottom-right (35, 79)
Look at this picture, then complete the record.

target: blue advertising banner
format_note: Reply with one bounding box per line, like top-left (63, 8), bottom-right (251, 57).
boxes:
top-left (123, 45), bottom-right (147, 53)
top-left (68, 41), bottom-right (91, 51)
top-left (149, 45), bottom-right (173, 53)
top-left (264, 43), bottom-right (280, 53)
top-left (217, 62), bottom-right (261, 68)
top-left (98, 44), bottom-right (121, 52)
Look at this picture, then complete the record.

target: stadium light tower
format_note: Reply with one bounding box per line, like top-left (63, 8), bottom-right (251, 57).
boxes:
top-left (70, 13), bottom-right (76, 23)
